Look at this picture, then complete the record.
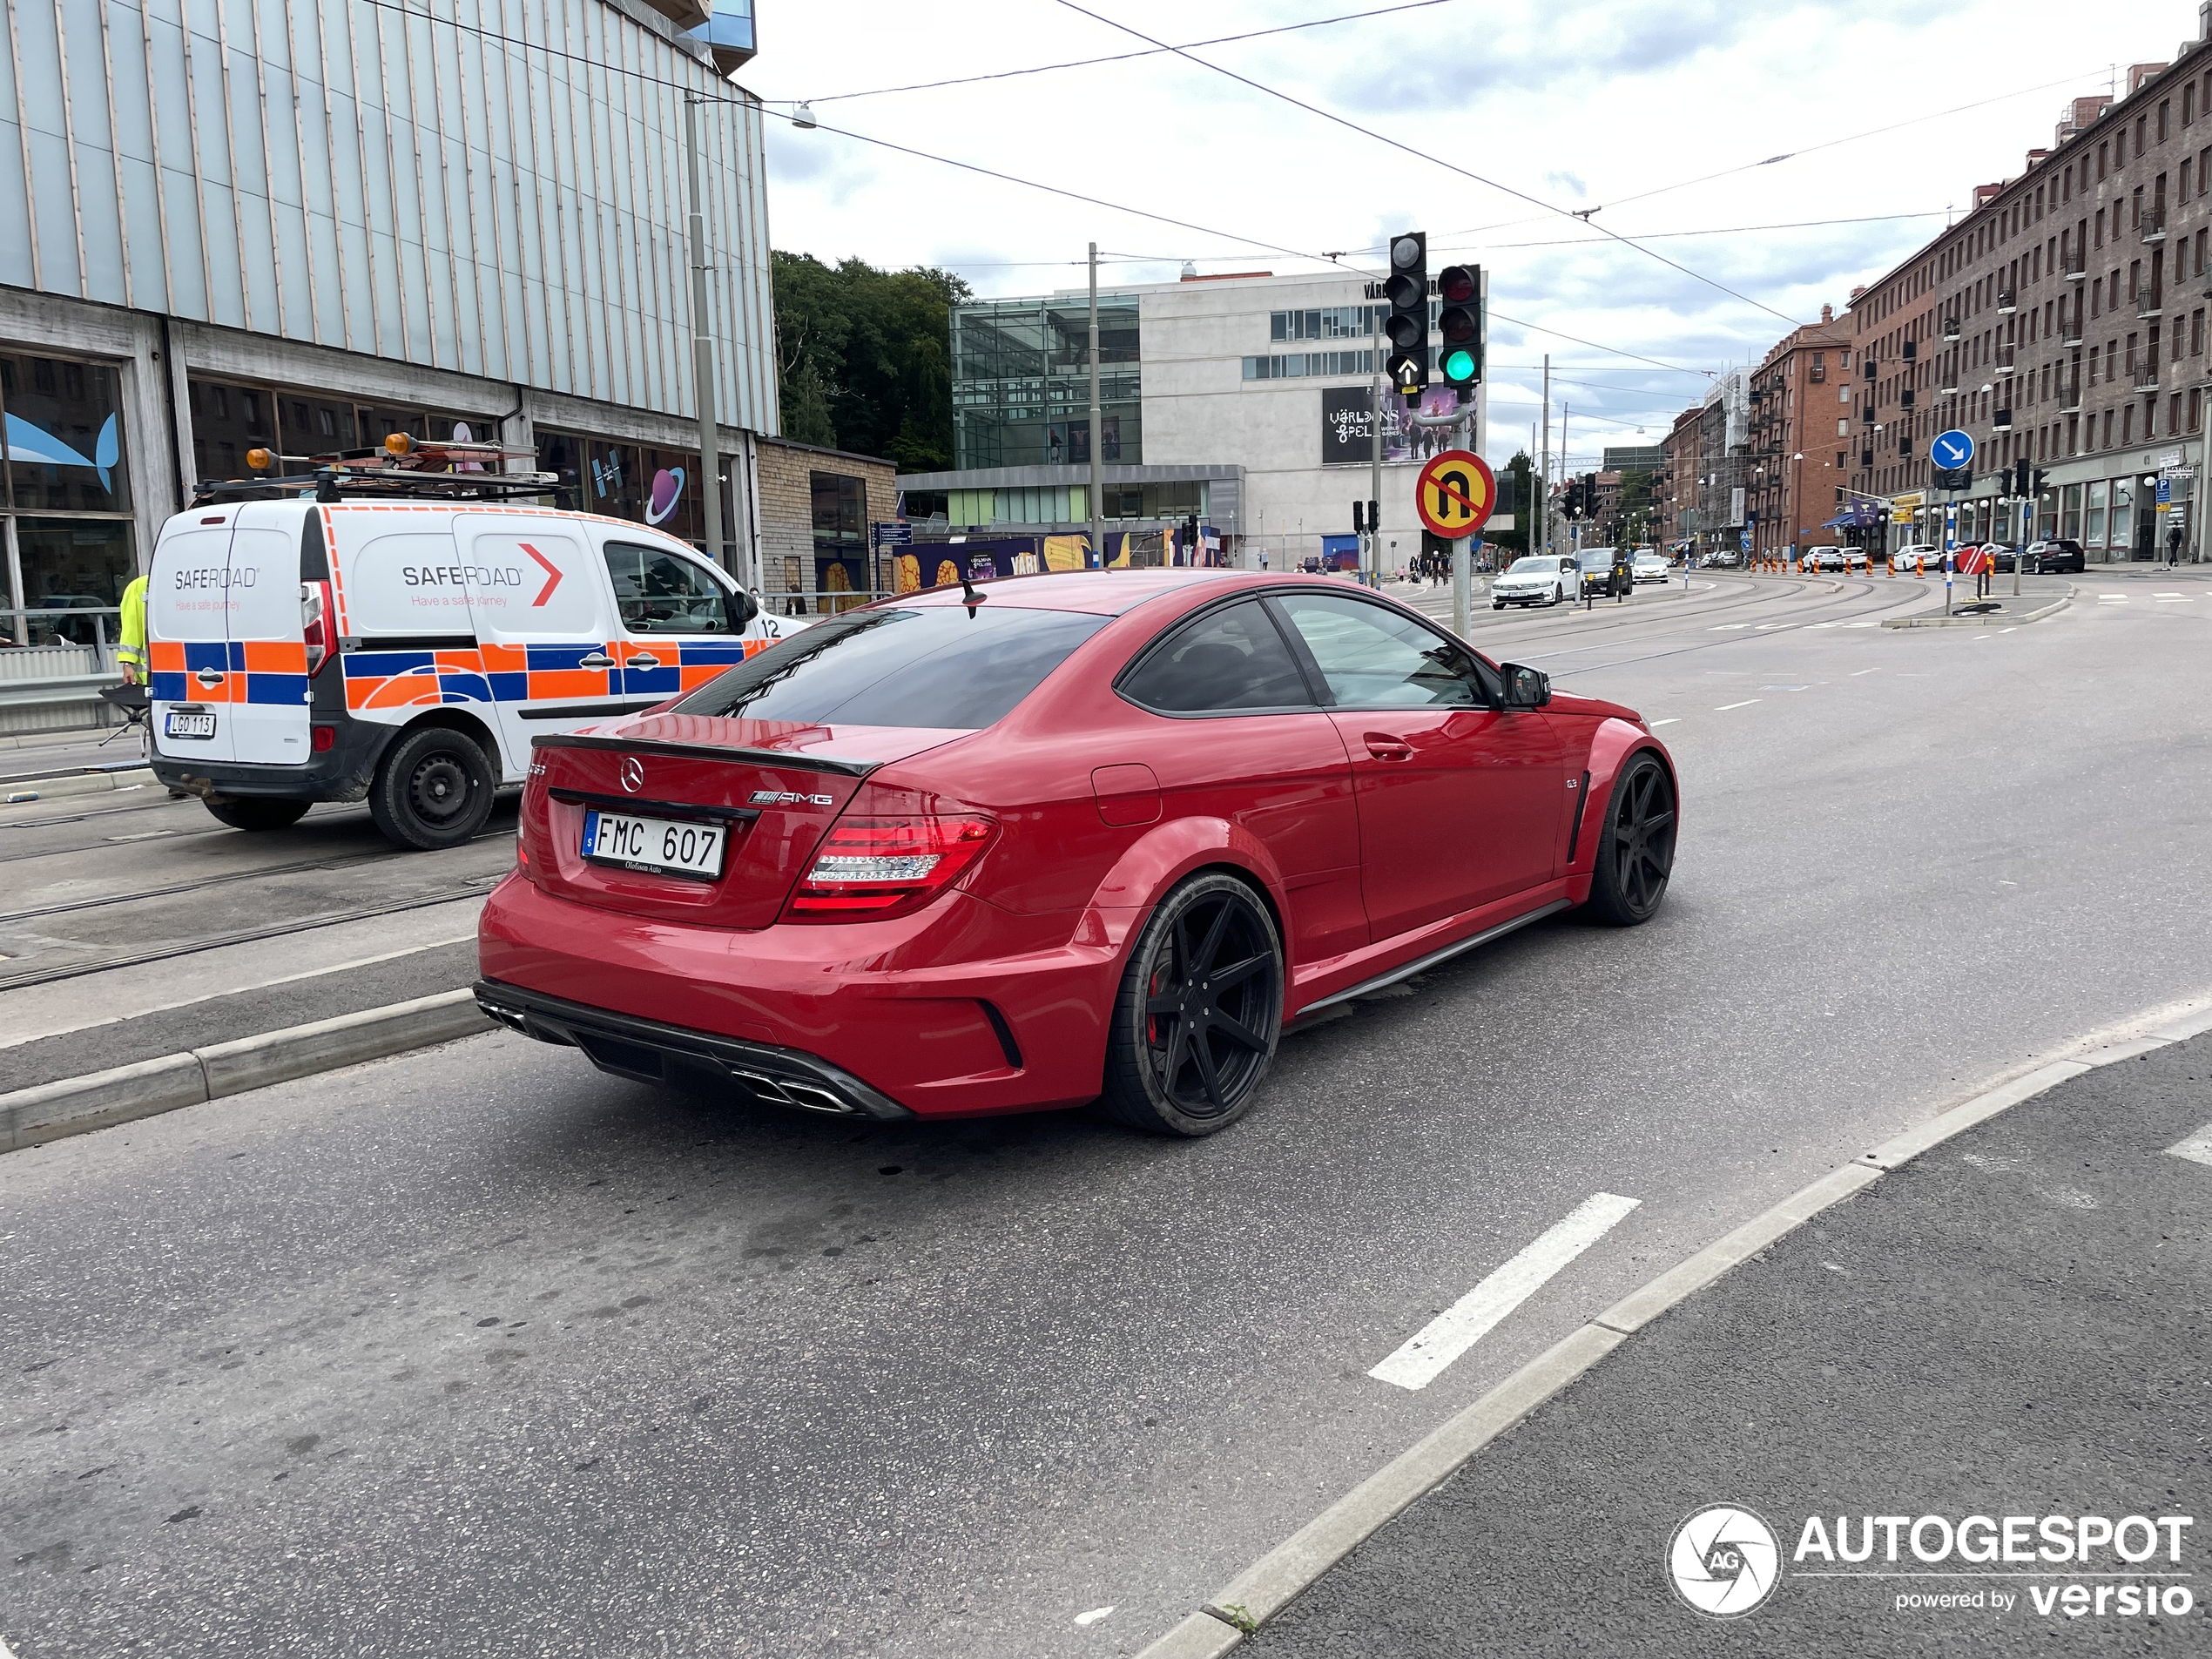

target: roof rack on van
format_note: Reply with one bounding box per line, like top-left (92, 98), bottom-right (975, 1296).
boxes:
top-left (189, 435), bottom-right (563, 508)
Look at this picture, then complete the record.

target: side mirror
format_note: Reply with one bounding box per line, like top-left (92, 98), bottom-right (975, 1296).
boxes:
top-left (729, 584), bottom-right (759, 631)
top-left (1501, 663), bottom-right (1550, 709)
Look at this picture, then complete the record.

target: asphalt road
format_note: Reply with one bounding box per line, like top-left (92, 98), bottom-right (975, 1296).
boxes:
top-left (1248, 1032), bottom-right (2212, 1655)
top-left (6, 570), bottom-right (2212, 1657)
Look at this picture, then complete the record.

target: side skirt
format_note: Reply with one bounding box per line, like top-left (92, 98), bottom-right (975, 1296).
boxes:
top-left (1292, 898), bottom-right (1572, 1018)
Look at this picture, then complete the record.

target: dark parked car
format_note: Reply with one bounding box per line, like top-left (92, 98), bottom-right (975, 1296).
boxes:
top-left (1576, 548), bottom-right (1628, 599)
top-left (1984, 543), bottom-right (2025, 572)
top-left (2023, 538), bottom-right (2087, 573)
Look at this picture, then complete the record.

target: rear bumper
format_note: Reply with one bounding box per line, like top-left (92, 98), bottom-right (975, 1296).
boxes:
top-left (475, 872), bottom-right (1124, 1117)
top-left (150, 716), bottom-right (388, 802)
top-left (474, 978), bottom-right (914, 1120)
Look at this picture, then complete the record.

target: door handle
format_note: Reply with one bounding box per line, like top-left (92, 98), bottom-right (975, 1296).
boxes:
top-left (193, 668), bottom-right (226, 685)
top-left (578, 652), bottom-right (616, 669)
top-left (1363, 733), bottom-right (1414, 761)
top-left (624, 652), bottom-right (661, 669)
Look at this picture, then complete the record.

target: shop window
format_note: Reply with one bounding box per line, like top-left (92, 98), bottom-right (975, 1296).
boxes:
top-left (8, 355), bottom-right (131, 512)
top-left (16, 517), bottom-right (135, 641)
top-left (810, 471), bottom-right (866, 539)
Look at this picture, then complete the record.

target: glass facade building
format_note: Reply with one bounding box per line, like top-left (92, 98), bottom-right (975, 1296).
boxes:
top-left (951, 296), bottom-right (1142, 469)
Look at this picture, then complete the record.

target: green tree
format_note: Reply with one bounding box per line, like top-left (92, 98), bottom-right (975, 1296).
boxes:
top-left (772, 252), bottom-right (970, 469)
top-left (1485, 451), bottom-right (1537, 556)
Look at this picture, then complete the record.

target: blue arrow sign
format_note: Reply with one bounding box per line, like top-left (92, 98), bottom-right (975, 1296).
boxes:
top-left (1930, 428), bottom-right (1974, 469)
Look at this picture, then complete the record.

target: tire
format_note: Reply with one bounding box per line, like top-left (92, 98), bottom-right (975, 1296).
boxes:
top-left (368, 724), bottom-right (496, 850)
top-left (1582, 752), bottom-right (1676, 927)
top-left (1099, 872), bottom-right (1284, 1136)
top-left (204, 796), bottom-right (311, 833)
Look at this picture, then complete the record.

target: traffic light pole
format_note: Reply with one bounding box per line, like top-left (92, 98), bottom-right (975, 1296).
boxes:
top-left (1370, 307), bottom-right (1383, 588)
top-left (1089, 243), bottom-right (1103, 571)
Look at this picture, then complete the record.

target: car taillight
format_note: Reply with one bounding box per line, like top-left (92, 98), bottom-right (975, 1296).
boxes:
top-left (310, 724), bottom-right (336, 752)
top-left (786, 812), bottom-right (998, 921)
top-left (302, 580), bottom-right (334, 677)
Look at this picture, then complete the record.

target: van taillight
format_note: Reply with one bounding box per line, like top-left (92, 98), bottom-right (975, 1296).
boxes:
top-left (786, 811), bottom-right (998, 921)
top-left (302, 580), bottom-right (334, 677)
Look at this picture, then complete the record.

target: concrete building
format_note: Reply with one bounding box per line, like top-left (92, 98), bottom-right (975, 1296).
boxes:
top-left (904, 268), bottom-right (1492, 573)
top-left (1850, 3), bottom-right (2212, 559)
top-left (0, 0), bottom-right (783, 649)
top-left (1660, 403), bottom-right (1703, 548)
top-left (1746, 305), bottom-right (1856, 560)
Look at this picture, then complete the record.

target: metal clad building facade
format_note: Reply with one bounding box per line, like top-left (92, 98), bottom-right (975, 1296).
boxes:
top-left (0, 0), bottom-right (779, 645)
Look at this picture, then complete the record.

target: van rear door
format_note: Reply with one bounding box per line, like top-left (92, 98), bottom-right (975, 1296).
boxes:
top-left (148, 515), bottom-right (239, 763)
top-left (223, 503), bottom-right (313, 765)
top-left (451, 514), bottom-right (628, 779)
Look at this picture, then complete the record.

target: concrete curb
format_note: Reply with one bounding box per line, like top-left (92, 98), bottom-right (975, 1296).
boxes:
top-left (2, 765), bottom-right (155, 804)
top-left (1879, 585), bottom-right (2074, 629)
top-left (0, 989), bottom-right (491, 1151)
top-left (1136, 993), bottom-right (2212, 1657)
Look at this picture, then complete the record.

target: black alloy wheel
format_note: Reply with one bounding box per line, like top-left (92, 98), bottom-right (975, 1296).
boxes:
top-left (1583, 753), bottom-right (1676, 927)
top-left (368, 725), bottom-right (496, 851)
top-left (1101, 872), bottom-right (1283, 1136)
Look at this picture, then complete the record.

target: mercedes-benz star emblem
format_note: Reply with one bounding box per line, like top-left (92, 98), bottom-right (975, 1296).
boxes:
top-left (619, 756), bottom-right (645, 794)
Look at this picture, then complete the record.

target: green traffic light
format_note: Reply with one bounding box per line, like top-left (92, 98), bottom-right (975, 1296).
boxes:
top-left (1442, 347), bottom-right (1478, 383)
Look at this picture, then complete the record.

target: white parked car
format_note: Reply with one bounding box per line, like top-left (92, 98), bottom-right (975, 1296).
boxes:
top-left (1631, 550), bottom-right (1670, 584)
top-left (1490, 554), bottom-right (1576, 608)
top-left (1891, 543), bottom-right (1942, 572)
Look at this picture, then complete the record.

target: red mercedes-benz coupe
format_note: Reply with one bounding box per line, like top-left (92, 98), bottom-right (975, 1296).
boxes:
top-left (475, 570), bottom-right (1676, 1135)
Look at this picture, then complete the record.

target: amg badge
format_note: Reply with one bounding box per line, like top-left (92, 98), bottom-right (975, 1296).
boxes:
top-left (750, 790), bottom-right (835, 807)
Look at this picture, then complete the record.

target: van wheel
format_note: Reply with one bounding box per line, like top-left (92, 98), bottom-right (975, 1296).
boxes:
top-left (205, 797), bottom-right (311, 832)
top-left (369, 725), bottom-right (495, 850)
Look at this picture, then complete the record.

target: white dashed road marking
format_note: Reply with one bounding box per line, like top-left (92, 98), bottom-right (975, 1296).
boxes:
top-left (1649, 718), bottom-right (1681, 727)
top-left (1370, 1194), bottom-right (1641, 1392)
top-left (1851, 667), bottom-right (1882, 675)
top-left (1074, 1608), bottom-right (1115, 1628)
top-left (2099, 594), bottom-right (2128, 604)
top-left (2165, 1123), bottom-right (2212, 1169)
top-left (1715, 698), bottom-right (1761, 711)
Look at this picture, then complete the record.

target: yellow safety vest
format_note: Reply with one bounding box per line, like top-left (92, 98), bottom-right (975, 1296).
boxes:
top-left (117, 573), bottom-right (148, 667)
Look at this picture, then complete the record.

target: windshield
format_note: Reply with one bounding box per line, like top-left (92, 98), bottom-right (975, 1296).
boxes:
top-left (1506, 556), bottom-right (1556, 574)
top-left (1577, 550), bottom-right (1615, 570)
top-left (674, 604), bottom-right (1109, 729)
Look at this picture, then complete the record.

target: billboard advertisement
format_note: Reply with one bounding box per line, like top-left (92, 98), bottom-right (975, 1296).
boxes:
top-left (1321, 386), bottom-right (1467, 466)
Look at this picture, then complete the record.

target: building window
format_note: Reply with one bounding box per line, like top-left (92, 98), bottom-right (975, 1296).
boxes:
top-left (3, 353), bottom-right (135, 645)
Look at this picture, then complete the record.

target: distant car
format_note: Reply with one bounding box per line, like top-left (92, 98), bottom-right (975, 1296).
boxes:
top-left (1892, 543), bottom-right (1941, 572)
top-left (1986, 543), bottom-right (2027, 573)
top-left (1632, 550), bottom-right (1670, 584)
top-left (1576, 548), bottom-right (1626, 598)
top-left (1490, 554), bottom-right (1575, 608)
top-left (2024, 538), bottom-right (2087, 573)
top-left (1703, 547), bottom-right (1748, 569)
top-left (1802, 545), bottom-right (1871, 573)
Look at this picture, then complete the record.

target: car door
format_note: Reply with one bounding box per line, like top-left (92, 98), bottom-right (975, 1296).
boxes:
top-left (1271, 590), bottom-right (1567, 939)
top-left (452, 514), bottom-right (624, 779)
top-left (598, 535), bottom-right (754, 698)
top-left (222, 503), bottom-right (314, 765)
top-left (1116, 597), bottom-right (1367, 966)
top-left (148, 518), bottom-right (238, 762)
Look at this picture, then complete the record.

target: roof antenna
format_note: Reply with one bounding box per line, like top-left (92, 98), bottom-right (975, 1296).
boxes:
top-left (959, 569), bottom-right (988, 612)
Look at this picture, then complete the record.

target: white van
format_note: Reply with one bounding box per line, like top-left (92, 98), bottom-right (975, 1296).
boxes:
top-left (146, 497), bottom-right (794, 847)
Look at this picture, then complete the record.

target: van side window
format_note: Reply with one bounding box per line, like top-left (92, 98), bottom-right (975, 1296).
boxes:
top-left (603, 542), bottom-right (730, 633)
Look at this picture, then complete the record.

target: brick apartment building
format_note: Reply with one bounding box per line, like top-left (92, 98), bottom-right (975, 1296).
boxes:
top-left (1850, 3), bottom-right (2212, 560)
top-left (1746, 306), bottom-right (1856, 559)
top-left (1661, 404), bottom-right (1703, 547)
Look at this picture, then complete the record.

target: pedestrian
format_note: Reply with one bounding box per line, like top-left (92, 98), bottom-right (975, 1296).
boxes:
top-left (2168, 523), bottom-right (2183, 567)
top-left (116, 567), bottom-right (147, 685)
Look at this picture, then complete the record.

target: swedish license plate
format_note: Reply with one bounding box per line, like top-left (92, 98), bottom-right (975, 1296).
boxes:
top-left (581, 808), bottom-right (726, 880)
top-left (164, 709), bottom-right (217, 739)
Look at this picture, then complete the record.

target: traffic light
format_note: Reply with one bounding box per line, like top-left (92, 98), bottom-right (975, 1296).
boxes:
top-left (1934, 466), bottom-right (1971, 492)
top-left (2032, 466), bottom-right (2050, 496)
top-left (1562, 478), bottom-right (1583, 518)
top-left (2013, 457), bottom-right (2031, 499)
top-left (1352, 500), bottom-right (1365, 536)
top-left (1384, 231), bottom-right (1428, 394)
top-left (1437, 263), bottom-right (1481, 393)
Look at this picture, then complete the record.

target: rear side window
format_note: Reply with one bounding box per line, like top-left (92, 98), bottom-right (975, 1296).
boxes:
top-left (675, 604), bottom-right (1107, 729)
top-left (1119, 598), bottom-right (1314, 713)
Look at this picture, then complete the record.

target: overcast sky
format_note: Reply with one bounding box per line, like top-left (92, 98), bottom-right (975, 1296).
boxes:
top-left (748, 0), bottom-right (2196, 468)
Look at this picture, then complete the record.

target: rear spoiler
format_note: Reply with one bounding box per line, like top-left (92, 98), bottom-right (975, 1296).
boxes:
top-left (532, 732), bottom-right (881, 779)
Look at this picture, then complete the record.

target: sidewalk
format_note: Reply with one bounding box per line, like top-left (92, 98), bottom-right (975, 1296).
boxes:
top-left (1238, 1036), bottom-right (2212, 1656)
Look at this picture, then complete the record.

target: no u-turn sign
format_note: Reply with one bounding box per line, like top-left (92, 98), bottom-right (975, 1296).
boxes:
top-left (1415, 449), bottom-right (1498, 537)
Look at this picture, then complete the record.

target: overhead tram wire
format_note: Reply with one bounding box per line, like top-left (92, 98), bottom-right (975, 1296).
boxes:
top-left (354, 0), bottom-right (1723, 384)
top-left (1050, 0), bottom-right (1804, 329)
top-left (787, 0), bottom-right (1460, 105)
